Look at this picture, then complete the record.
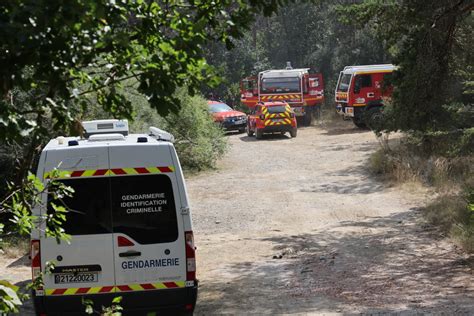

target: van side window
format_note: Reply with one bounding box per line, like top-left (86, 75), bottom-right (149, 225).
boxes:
top-left (48, 178), bottom-right (112, 235)
top-left (110, 174), bottom-right (178, 244)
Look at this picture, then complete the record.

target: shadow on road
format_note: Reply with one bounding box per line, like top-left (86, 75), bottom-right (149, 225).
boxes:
top-left (7, 254), bottom-right (29, 268)
top-left (239, 133), bottom-right (291, 142)
top-left (196, 210), bottom-right (474, 314)
top-left (320, 122), bottom-right (371, 136)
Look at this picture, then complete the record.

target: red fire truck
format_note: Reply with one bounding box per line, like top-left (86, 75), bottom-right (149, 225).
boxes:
top-left (240, 62), bottom-right (324, 126)
top-left (335, 64), bottom-right (395, 128)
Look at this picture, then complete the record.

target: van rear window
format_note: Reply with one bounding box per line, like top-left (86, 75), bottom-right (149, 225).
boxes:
top-left (110, 174), bottom-right (178, 244)
top-left (48, 178), bottom-right (113, 235)
top-left (48, 175), bottom-right (179, 243)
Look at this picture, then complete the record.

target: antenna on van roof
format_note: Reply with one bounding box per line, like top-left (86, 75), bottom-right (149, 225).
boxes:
top-left (149, 127), bottom-right (175, 143)
top-left (286, 61), bottom-right (293, 70)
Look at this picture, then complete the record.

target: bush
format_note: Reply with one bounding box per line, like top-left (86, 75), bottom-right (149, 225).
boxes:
top-left (161, 89), bottom-right (228, 171)
top-left (83, 86), bottom-right (228, 172)
top-left (126, 87), bottom-right (227, 171)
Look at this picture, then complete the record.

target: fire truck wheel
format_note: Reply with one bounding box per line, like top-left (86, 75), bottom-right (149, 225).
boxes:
top-left (290, 128), bottom-right (297, 138)
top-left (365, 107), bottom-right (384, 130)
top-left (353, 118), bottom-right (367, 129)
top-left (246, 124), bottom-right (254, 137)
top-left (256, 129), bottom-right (263, 139)
top-left (302, 112), bottom-right (312, 126)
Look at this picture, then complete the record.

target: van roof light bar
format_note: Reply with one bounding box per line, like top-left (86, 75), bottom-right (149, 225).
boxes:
top-left (82, 119), bottom-right (129, 138)
top-left (149, 127), bottom-right (175, 143)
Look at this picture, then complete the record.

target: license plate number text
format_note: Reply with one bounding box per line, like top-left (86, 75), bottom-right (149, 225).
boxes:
top-left (54, 273), bottom-right (98, 284)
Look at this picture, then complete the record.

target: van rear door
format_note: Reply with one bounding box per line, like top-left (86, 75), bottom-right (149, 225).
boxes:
top-left (41, 147), bottom-right (115, 296)
top-left (108, 143), bottom-right (187, 294)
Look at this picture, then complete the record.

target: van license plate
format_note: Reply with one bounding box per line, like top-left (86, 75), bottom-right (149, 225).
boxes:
top-left (54, 273), bottom-right (98, 284)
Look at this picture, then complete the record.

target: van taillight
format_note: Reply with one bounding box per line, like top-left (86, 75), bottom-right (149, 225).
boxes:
top-left (31, 240), bottom-right (41, 282)
top-left (185, 231), bottom-right (196, 281)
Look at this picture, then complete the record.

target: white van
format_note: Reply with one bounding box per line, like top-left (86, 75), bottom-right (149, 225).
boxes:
top-left (30, 120), bottom-right (197, 315)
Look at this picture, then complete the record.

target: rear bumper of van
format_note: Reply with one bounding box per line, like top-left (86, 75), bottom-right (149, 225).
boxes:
top-left (33, 283), bottom-right (198, 316)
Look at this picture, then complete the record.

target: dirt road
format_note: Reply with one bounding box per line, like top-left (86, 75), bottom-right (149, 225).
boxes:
top-left (3, 121), bottom-right (473, 315)
top-left (189, 122), bottom-right (474, 315)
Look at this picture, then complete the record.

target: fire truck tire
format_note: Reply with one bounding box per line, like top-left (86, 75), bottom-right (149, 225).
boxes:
top-left (365, 107), bottom-right (384, 130)
top-left (353, 118), bottom-right (367, 129)
top-left (246, 124), bottom-right (254, 137)
top-left (302, 112), bottom-right (312, 126)
top-left (256, 129), bottom-right (263, 139)
top-left (290, 128), bottom-right (297, 138)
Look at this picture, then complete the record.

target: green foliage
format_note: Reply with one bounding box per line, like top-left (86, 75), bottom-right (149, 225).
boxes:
top-left (0, 171), bottom-right (72, 312)
top-left (84, 296), bottom-right (123, 316)
top-left (0, 0), bottom-right (290, 147)
top-left (162, 89), bottom-right (228, 171)
top-left (0, 280), bottom-right (24, 314)
top-left (84, 84), bottom-right (228, 172)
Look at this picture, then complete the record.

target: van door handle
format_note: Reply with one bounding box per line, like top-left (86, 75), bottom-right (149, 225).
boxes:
top-left (119, 250), bottom-right (142, 257)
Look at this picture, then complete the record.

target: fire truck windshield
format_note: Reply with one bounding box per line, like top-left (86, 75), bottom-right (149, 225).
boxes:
top-left (337, 74), bottom-right (352, 92)
top-left (261, 77), bottom-right (300, 93)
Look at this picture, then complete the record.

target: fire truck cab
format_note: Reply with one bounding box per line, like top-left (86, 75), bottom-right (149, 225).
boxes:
top-left (335, 64), bottom-right (395, 128)
top-left (240, 62), bottom-right (324, 126)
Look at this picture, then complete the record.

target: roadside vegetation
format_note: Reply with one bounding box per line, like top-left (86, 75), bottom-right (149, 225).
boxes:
top-left (370, 132), bottom-right (474, 252)
top-left (0, 0), bottom-right (472, 313)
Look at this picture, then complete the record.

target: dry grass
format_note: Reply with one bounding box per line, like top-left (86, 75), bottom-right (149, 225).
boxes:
top-left (0, 235), bottom-right (29, 259)
top-left (369, 134), bottom-right (474, 253)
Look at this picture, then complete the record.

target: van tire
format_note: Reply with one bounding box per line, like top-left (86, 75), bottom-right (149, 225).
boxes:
top-left (256, 129), bottom-right (263, 139)
top-left (246, 124), bottom-right (254, 137)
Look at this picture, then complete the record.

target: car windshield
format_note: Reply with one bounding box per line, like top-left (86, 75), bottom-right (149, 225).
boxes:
top-left (337, 74), bottom-right (352, 92)
top-left (261, 77), bottom-right (300, 93)
top-left (266, 106), bottom-right (288, 113)
top-left (209, 102), bottom-right (232, 113)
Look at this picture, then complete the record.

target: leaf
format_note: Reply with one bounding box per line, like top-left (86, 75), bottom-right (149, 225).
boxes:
top-left (112, 296), bottom-right (122, 304)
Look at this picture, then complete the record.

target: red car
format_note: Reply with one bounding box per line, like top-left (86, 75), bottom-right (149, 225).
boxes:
top-left (208, 100), bottom-right (247, 133)
top-left (246, 101), bottom-right (297, 139)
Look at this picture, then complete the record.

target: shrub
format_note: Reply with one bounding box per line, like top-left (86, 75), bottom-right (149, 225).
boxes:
top-left (161, 89), bottom-right (228, 171)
